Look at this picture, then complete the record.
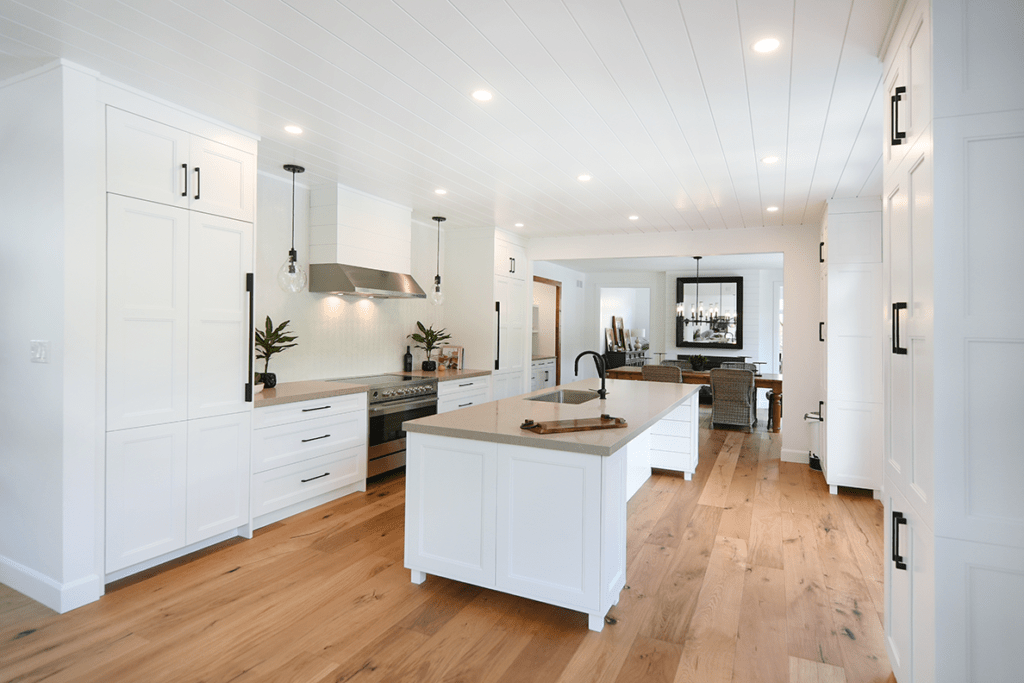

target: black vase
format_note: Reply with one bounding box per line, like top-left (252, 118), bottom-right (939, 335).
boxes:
top-left (421, 360), bottom-right (437, 371)
top-left (261, 372), bottom-right (277, 388)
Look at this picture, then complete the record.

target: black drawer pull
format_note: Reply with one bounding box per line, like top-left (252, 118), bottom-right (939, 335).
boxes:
top-left (459, 402), bottom-right (472, 407)
top-left (301, 434), bottom-right (330, 443)
top-left (301, 405), bottom-right (331, 412)
top-left (892, 510), bottom-right (908, 570)
top-left (301, 472), bottom-right (330, 483)
top-left (819, 322), bottom-right (825, 342)
top-left (459, 382), bottom-right (473, 387)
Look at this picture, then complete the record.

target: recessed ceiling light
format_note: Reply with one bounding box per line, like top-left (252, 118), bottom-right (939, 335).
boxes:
top-left (434, 188), bottom-right (447, 195)
top-left (577, 174), bottom-right (592, 182)
top-left (753, 38), bottom-right (781, 53)
top-left (284, 125), bottom-right (303, 135)
top-left (628, 215), bottom-right (639, 221)
top-left (767, 206), bottom-right (780, 212)
top-left (761, 156), bottom-right (780, 164)
top-left (515, 223), bottom-right (524, 227)
top-left (472, 90), bottom-right (492, 101)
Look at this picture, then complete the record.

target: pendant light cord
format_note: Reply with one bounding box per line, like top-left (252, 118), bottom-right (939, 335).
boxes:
top-left (290, 170), bottom-right (296, 255)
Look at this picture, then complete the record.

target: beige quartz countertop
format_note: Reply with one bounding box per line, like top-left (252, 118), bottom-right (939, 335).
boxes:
top-left (396, 368), bottom-right (491, 381)
top-left (404, 378), bottom-right (699, 457)
top-left (254, 379), bottom-right (368, 408)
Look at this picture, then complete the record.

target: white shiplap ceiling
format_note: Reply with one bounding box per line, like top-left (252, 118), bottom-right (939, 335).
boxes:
top-left (0, 0), bottom-right (895, 238)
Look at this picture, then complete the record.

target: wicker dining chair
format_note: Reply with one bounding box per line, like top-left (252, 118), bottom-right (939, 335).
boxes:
top-left (661, 359), bottom-right (692, 371)
top-left (721, 361), bottom-right (757, 372)
top-left (709, 368), bottom-right (756, 430)
top-left (641, 364), bottom-right (683, 383)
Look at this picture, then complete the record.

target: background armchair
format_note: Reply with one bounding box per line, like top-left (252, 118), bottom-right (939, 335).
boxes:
top-left (709, 368), bottom-right (756, 430)
top-left (642, 364), bottom-right (682, 383)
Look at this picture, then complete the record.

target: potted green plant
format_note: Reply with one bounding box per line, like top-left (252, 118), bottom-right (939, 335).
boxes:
top-left (689, 354), bottom-right (708, 371)
top-left (255, 316), bottom-right (298, 388)
top-left (408, 321), bottom-right (453, 371)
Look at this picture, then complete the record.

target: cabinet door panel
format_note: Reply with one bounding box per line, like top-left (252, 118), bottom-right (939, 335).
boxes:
top-left (106, 423), bottom-right (188, 572)
top-left (188, 213), bottom-right (253, 419)
top-left (189, 136), bottom-right (254, 222)
top-left (107, 195), bottom-right (190, 430)
top-left (106, 107), bottom-right (190, 208)
top-left (186, 413), bottom-right (251, 544)
top-left (883, 479), bottom-right (914, 683)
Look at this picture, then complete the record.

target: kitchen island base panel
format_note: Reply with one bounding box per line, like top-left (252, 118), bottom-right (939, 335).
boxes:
top-left (404, 433), bottom-right (626, 632)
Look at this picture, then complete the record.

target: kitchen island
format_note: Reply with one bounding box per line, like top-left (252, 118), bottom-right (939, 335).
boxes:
top-left (402, 378), bottom-right (700, 631)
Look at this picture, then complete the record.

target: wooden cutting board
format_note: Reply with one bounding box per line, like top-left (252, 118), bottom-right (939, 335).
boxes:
top-left (520, 414), bottom-right (627, 434)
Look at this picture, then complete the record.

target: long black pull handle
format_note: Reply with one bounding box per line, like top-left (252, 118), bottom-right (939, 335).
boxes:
top-left (819, 322), bottom-right (825, 342)
top-left (819, 401), bottom-right (824, 421)
top-left (891, 86), bottom-right (906, 146)
top-left (301, 472), bottom-right (330, 483)
top-left (892, 510), bottom-right (908, 570)
top-left (495, 301), bottom-right (501, 370)
top-left (245, 273), bottom-right (254, 402)
top-left (182, 163), bottom-right (188, 197)
top-left (819, 242), bottom-right (824, 263)
top-left (194, 166), bottom-right (201, 200)
top-left (892, 302), bottom-right (908, 354)
top-left (301, 434), bottom-right (330, 443)
top-left (301, 405), bottom-right (331, 413)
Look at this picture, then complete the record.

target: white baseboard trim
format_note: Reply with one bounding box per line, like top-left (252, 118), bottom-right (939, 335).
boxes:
top-left (104, 528), bottom-right (242, 584)
top-left (0, 555), bottom-right (102, 613)
top-left (781, 448), bottom-right (810, 464)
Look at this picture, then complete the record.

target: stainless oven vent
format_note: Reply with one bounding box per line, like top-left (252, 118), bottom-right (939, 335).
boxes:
top-left (308, 263), bottom-right (426, 299)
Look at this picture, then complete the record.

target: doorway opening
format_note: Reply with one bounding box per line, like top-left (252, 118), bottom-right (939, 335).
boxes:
top-left (532, 276), bottom-right (561, 386)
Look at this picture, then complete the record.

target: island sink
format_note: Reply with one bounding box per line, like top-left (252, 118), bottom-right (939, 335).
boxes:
top-left (527, 389), bottom-right (600, 404)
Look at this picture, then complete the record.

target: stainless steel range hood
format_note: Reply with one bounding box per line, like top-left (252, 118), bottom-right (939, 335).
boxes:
top-left (308, 263), bottom-right (426, 298)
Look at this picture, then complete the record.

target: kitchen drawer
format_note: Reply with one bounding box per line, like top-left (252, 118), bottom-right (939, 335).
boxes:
top-left (251, 447), bottom-right (363, 518)
top-left (659, 404), bottom-right (693, 423)
top-left (650, 419), bottom-right (692, 440)
top-left (254, 392), bottom-right (365, 430)
top-left (438, 388), bottom-right (491, 414)
top-left (650, 433), bottom-right (692, 454)
top-left (252, 410), bottom-right (366, 473)
top-left (438, 377), bottom-right (491, 398)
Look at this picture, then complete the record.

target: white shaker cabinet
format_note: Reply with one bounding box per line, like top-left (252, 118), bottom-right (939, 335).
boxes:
top-left (437, 376), bottom-right (492, 414)
top-left (185, 412), bottom-right (252, 545)
top-left (106, 106), bottom-right (255, 222)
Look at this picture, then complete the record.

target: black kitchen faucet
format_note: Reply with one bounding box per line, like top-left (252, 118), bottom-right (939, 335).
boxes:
top-left (574, 351), bottom-right (608, 399)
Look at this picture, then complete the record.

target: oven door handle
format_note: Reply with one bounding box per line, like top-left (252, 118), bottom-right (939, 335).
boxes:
top-left (368, 396), bottom-right (438, 416)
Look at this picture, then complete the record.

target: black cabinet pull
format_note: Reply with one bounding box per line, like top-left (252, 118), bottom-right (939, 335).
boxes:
top-left (245, 273), bottom-right (254, 402)
top-left (458, 402), bottom-right (472, 407)
top-left (892, 302), bottom-right (908, 354)
top-left (301, 434), bottom-right (330, 443)
top-left (459, 382), bottom-right (473, 387)
top-left (495, 301), bottom-right (500, 370)
top-left (891, 86), bottom-right (906, 146)
top-left (194, 166), bottom-right (201, 200)
top-left (819, 241), bottom-right (824, 263)
top-left (819, 401), bottom-right (824, 421)
top-left (182, 163), bottom-right (189, 197)
top-left (301, 405), bottom-right (331, 412)
top-left (301, 472), bottom-right (330, 483)
top-left (892, 510), bottom-right (908, 570)
top-left (819, 322), bottom-right (825, 342)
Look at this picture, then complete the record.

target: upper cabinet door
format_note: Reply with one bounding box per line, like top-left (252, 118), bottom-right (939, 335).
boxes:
top-left (189, 135), bottom-right (254, 222)
top-left (188, 213), bottom-right (253, 420)
top-left (107, 194), bottom-right (190, 431)
top-left (107, 107), bottom-right (191, 209)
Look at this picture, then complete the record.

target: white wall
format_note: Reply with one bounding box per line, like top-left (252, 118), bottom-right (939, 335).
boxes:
top-left (599, 287), bottom-right (650, 351)
top-left (531, 226), bottom-right (820, 463)
top-left (254, 173), bottom-right (444, 379)
top-left (0, 62), bottom-right (104, 611)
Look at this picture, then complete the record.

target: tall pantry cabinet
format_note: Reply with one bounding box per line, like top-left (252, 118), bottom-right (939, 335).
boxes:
top-left (104, 102), bottom-right (257, 576)
top-left (882, 1), bottom-right (1024, 681)
top-left (445, 229), bottom-right (528, 400)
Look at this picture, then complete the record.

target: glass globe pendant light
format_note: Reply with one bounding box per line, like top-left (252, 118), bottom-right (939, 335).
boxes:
top-left (430, 216), bottom-right (446, 305)
top-left (278, 164), bottom-right (307, 293)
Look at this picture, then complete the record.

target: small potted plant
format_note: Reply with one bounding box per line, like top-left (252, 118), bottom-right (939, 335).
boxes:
top-left (689, 354), bottom-right (708, 371)
top-left (408, 321), bottom-right (453, 371)
top-left (255, 316), bottom-right (298, 388)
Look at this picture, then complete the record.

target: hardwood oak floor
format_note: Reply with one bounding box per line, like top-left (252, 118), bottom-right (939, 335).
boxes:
top-left (0, 409), bottom-right (894, 683)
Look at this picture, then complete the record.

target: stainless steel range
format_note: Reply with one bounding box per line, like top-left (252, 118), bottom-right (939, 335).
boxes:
top-left (329, 374), bottom-right (437, 477)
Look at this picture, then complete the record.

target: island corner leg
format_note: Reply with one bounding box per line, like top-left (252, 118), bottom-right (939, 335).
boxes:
top-left (588, 612), bottom-right (606, 632)
top-left (410, 569), bottom-right (426, 584)
top-left (769, 391), bottom-right (782, 433)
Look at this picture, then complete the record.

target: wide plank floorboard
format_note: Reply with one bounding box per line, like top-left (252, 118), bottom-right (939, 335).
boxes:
top-left (0, 410), bottom-right (892, 683)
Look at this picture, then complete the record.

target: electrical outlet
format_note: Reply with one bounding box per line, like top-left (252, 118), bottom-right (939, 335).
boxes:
top-left (30, 340), bottom-right (49, 363)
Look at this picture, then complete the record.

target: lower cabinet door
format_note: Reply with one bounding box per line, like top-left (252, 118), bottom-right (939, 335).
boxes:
top-left (106, 422), bottom-right (188, 572)
top-left (186, 412), bottom-right (251, 544)
top-left (884, 477), bottom-right (917, 683)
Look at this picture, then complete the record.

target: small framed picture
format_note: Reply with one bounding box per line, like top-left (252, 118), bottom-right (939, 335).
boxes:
top-left (605, 328), bottom-right (616, 352)
top-left (439, 345), bottom-right (463, 370)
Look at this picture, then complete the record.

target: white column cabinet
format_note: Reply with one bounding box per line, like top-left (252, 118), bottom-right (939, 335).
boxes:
top-left (186, 413), bottom-right (252, 545)
top-left (883, 1), bottom-right (1024, 681)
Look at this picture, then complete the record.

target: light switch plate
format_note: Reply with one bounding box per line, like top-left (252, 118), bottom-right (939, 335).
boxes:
top-left (30, 340), bottom-right (49, 363)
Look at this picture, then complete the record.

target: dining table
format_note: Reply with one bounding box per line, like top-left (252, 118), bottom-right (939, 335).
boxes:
top-left (604, 365), bottom-right (783, 433)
